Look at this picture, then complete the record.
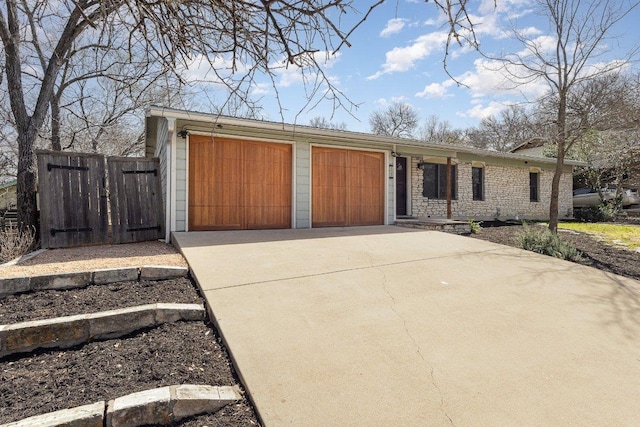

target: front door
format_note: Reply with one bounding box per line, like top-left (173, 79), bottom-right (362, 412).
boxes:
top-left (395, 157), bottom-right (407, 216)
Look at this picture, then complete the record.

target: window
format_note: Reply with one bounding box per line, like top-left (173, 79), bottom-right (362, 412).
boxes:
top-left (421, 163), bottom-right (457, 199)
top-left (472, 167), bottom-right (484, 201)
top-left (529, 172), bottom-right (539, 202)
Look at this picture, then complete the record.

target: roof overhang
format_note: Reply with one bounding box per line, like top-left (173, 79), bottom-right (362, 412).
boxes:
top-left (145, 106), bottom-right (586, 167)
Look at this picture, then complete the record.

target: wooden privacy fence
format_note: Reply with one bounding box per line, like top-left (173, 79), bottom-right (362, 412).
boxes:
top-left (37, 150), bottom-right (163, 248)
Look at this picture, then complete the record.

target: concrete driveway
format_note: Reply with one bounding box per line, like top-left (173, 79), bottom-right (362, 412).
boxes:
top-left (173, 226), bottom-right (640, 426)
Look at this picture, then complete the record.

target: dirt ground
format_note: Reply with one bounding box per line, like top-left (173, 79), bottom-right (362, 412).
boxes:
top-left (469, 222), bottom-right (640, 282)
top-left (0, 277), bottom-right (261, 426)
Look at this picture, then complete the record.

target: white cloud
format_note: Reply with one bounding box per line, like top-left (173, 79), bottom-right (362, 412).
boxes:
top-left (380, 18), bottom-right (407, 37)
top-left (374, 98), bottom-right (388, 106)
top-left (456, 57), bottom-right (548, 100)
top-left (273, 51), bottom-right (341, 88)
top-left (582, 59), bottom-right (630, 76)
top-left (470, 1), bottom-right (537, 40)
top-left (517, 26), bottom-right (543, 38)
top-left (183, 54), bottom-right (250, 83)
top-left (415, 80), bottom-right (455, 99)
top-left (367, 31), bottom-right (448, 79)
top-left (391, 95), bottom-right (410, 104)
top-left (251, 83), bottom-right (270, 96)
top-left (423, 17), bottom-right (439, 26)
top-left (479, 0), bottom-right (533, 19)
top-left (276, 65), bottom-right (307, 88)
top-left (371, 96), bottom-right (414, 110)
top-left (518, 35), bottom-right (557, 57)
top-left (464, 100), bottom-right (510, 120)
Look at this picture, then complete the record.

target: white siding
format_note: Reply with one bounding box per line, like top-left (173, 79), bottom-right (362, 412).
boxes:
top-left (155, 118), bottom-right (169, 225)
top-left (387, 156), bottom-right (394, 225)
top-left (295, 141), bottom-right (311, 228)
top-left (175, 135), bottom-right (188, 231)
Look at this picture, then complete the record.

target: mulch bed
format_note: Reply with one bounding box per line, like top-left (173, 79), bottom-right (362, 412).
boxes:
top-left (470, 222), bottom-right (640, 281)
top-left (0, 278), bottom-right (203, 324)
top-left (0, 278), bottom-right (261, 426)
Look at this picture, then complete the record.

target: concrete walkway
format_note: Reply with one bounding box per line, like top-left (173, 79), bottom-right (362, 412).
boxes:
top-left (173, 226), bottom-right (640, 426)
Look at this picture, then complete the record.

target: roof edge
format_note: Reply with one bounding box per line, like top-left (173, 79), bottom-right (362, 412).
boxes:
top-left (145, 106), bottom-right (586, 167)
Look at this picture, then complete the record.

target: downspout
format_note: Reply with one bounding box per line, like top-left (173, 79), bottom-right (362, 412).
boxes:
top-left (165, 117), bottom-right (176, 243)
top-left (169, 118), bottom-right (178, 235)
top-left (446, 157), bottom-right (452, 219)
top-left (392, 144), bottom-right (397, 223)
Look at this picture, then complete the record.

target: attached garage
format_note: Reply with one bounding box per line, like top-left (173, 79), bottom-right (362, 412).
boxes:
top-left (312, 146), bottom-right (385, 227)
top-left (147, 107), bottom-right (579, 239)
top-left (188, 135), bottom-right (292, 230)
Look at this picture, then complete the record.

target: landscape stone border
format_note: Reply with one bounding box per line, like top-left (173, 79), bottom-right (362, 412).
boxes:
top-left (0, 265), bottom-right (241, 426)
top-left (0, 266), bottom-right (189, 298)
top-left (0, 303), bottom-right (204, 358)
top-left (0, 384), bottom-right (241, 427)
top-left (395, 219), bottom-right (472, 234)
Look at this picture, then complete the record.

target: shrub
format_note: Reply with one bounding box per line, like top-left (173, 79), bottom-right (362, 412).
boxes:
top-left (574, 204), bottom-right (616, 223)
top-left (515, 223), bottom-right (582, 261)
top-left (0, 227), bottom-right (37, 264)
top-left (468, 220), bottom-right (482, 234)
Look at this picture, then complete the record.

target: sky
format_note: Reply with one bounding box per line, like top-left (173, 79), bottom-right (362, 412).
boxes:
top-left (187, 0), bottom-right (640, 134)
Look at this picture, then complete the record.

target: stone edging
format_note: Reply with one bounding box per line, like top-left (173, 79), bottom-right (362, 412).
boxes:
top-left (0, 266), bottom-right (189, 298)
top-left (0, 384), bottom-right (241, 427)
top-left (0, 303), bottom-right (204, 358)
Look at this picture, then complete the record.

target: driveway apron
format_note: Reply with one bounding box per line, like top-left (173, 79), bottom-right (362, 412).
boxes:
top-left (173, 226), bottom-right (640, 426)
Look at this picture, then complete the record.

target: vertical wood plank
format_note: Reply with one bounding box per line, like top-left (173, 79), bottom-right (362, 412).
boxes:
top-left (108, 156), bottom-right (163, 244)
top-left (312, 147), bottom-right (384, 228)
top-left (36, 152), bottom-right (51, 248)
top-left (37, 151), bottom-right (161, 248)
top-left (36, 151), bottom-right (107, 248)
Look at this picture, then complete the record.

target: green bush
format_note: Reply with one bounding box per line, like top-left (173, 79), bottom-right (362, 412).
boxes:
top-left (515, 224), bottom-right (582, 261)
top-left (573, 204), bottom-right (616, 223)
top-left (468, 220), bottom-right (482, 234)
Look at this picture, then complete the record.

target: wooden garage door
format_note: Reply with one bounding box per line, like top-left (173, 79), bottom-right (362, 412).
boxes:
top-left (189, 136), bottom-right (291, 230)
top-left (312, 146), bottom-right (385, 227)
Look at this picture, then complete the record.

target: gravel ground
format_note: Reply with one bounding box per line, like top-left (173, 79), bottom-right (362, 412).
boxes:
top-left (0, 277), bottom-right (261, 426)
top-left (469, 222), bottom-right (640, 281)
top-left (0, 240), bottom-right (187, 278)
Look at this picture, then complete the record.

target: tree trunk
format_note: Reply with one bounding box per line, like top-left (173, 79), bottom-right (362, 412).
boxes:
top-left (51, 99), bottom-right (62, 151)
top-left (549, 85), bottom-right (568, 234)
top-left (548, 150), bottom-right (564, 234)
top-left (16, 126), bottom-right (39, 236)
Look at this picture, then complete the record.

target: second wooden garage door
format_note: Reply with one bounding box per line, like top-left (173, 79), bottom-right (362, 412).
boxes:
top-left (312, 146), bottom-right (385, 227)
top-left (189, 136), bottom-right (291, 230)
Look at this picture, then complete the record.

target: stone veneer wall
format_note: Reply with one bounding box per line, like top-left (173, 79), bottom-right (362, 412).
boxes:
top-left (410, 157), bottom-right (573, 220)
